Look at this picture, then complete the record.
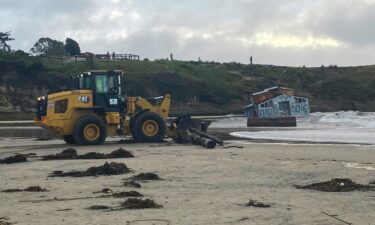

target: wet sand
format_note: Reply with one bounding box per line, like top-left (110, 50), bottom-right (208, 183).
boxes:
top-left (0, 138), bottom-right (374, 225)
top-left (0, 126), bottom-right (321, 142)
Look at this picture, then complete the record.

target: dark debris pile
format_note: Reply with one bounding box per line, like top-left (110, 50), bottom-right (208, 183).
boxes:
top-left (245, 199), bottom-right (271, 208)
top-left (93, 188), bottom-right (143, 198)
top-left (42, 148), bottom-right (134, 160)
top-left (295, 178), bottom-right (375, 192)
top-left (0, 216), bottom-right (13, 225)
top-left (93, 188), bottom-right (113, 194)
top-left (123, 180), bottom-right (142, 188)
top-left (112, 191), bottom-right (143, 198)
top-left (121, 198), bottom-right (162, 209)
top-left (87, 205), bottom-right (111, 210)
top-left (50, 162), bottom-right (130, 177)
top-left (87, 198), bottom-right (162, 211)
top-left (1, 186), bottom-right (48, 193)
top-left (122, 172), bottom-right (161, 188)
top-left (106, 148), bottom-right (134, 158)
top-left (0, 154), bottom-right (27, 164)
top-left (131, 172), bottom-right (161, 181)
top-left (42, 148), bottom-right (77, 160)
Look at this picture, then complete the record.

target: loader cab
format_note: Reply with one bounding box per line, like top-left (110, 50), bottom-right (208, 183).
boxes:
top-left (75, 70), bottom-right (125, 112)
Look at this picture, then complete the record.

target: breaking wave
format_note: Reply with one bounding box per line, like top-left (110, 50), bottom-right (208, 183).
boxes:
top-left (212, 111), bottom-right (375, 144)
top-left (303, 111), bottom-right (375, 129)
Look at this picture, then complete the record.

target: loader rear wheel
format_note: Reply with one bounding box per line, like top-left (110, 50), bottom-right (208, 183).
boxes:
top-left (63, 135), bottom-right (75, 144)
top-left (132, 112), bottom-right (166, 143)
top-left (73, 115), bottom-right (107, 145)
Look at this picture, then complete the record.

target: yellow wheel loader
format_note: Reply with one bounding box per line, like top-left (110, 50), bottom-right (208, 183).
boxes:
top-left (34, 70), bottom-right (176, 145)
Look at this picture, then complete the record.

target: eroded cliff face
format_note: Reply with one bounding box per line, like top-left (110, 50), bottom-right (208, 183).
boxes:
top-left (1, 56), bottom-right (375, 120)
top-left (0, 84), bottom-right (48, 113)
top-left (0, 82), bottom-right (374, 120)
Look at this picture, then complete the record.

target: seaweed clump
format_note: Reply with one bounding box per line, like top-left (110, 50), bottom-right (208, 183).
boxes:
top-left (245, 199), bottom-right (271, 208)
top-left (121, 198), bottom-right (162, 209)
top-left (131, 172), bottom-right (161, 181)
top-left (2, 186), bottom-right (48, 193)
top-left (50, 162), bottom-right (130, 177)
top-left (0, 154), bottom-right (27, 164)
top-left (42, 148), bottom-right (134, 160)
top-left (295, 178), bottom-right (374, 192)
top-left (123, 180), bottom-right (142, 188)
top-left (112, 191), bottom-right (143, 198)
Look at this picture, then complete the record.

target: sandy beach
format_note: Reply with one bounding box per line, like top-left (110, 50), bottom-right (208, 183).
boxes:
top-left (0, 137), bottom-right (374, 225)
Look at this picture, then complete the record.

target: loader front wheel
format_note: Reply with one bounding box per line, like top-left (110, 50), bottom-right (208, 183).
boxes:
top-left (132, 112), bottom-right (166, 143)
top-left (73, 115), bottom-right (107, 145)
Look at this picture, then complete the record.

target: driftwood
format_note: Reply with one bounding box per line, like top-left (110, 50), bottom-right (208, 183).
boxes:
top-left (321, 211), bottom-right (353, 225)
top-left (19, 190), bottom-right (143, 203)
top-left (189, 127), bottom-right (224, 146)
top-left (127, 219), bottom-right (170, 225)
top-left (171, 114), bottom-right (224, 149)
top-left (19, 196), bottom-right (98, 203)
top-left (222, 145), bottom-right (244, 149)
top-left (190, 134), bottom-right (216, 149)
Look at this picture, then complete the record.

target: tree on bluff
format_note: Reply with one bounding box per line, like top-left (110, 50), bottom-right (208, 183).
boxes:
top-left (65, 38), bottom-right (81, 56)
top-left (0, 31), bottom-right (14, 52)
top-left (30, 37), bottom-right (66, 56)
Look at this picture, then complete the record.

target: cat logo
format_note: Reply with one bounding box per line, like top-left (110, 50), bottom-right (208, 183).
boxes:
top-left (78, 96), bottom-right (90, 103)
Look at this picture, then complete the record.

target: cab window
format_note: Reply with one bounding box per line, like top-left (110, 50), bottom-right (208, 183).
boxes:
top-left (95, 75), bottom-right (117, 94)
top-left (95, 75), bottom-right (107, 93)
top-left (107, 75), bottom-right (117, 93)
top-left (78, 75), bottom-right (91, 90)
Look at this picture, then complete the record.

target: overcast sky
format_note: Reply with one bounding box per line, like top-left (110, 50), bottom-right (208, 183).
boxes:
top-left (1, 0), bottom-right (375, 66)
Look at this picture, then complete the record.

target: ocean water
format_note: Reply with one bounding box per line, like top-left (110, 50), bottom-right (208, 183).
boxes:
top-left (211, 111), bottom-right (375, 145)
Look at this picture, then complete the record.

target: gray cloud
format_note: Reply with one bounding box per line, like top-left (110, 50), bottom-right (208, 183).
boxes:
top-left (1, 0), bottom-right (375, 66)
top-left (304, 0), bottom-right (375, 46)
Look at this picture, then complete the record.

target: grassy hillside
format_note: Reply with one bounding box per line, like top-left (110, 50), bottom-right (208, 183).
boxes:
top-left (1, 51), bottom-right (375, 119)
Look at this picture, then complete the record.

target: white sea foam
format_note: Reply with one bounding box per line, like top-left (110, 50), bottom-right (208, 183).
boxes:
top-left (303, 111), bottom-right (375, 129)
top-left (212, 111), bottom-right (375, 145)
top-left (343, 162), bottom-right (375, 171)
top-left (230, 128), bottom-right (375, 145)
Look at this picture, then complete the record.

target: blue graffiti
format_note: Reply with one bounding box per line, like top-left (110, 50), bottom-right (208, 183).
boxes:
top-left (245, 94), bottom-right (310, 119)
top-left (291, 103), bottom-right (309, 115)
top-left (258, 107), bottom-right (275, 118)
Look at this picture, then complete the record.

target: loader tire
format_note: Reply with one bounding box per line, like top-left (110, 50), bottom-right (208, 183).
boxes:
top-left (63, 135), bottom-right (75, 144)
top-left (132, 112), bottom-right (166, 143)
top-left (73, 115), bottom-right (107, 145)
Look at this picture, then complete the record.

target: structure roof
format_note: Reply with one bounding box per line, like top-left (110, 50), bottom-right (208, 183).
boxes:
top-left (252, 86), bottom-right (292, 96)
top-left (253, 94), bottom-right (309, 105)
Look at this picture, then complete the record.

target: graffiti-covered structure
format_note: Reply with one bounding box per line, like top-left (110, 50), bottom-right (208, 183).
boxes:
top-left (244, 86), bottom-right (310, 126)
